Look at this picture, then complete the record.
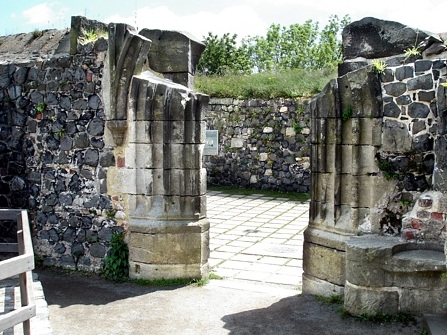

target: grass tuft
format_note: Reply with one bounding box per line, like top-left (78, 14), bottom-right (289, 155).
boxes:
top-left (208, 185), bottom-right (309, 202)
top-left (315, 293), bottom-right (344, 305)
top-left (195, 68), bottom-right (337, 99)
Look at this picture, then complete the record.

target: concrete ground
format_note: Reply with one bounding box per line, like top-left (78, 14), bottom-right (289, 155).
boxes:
top-left (1, 190), bottom-right (429, 334)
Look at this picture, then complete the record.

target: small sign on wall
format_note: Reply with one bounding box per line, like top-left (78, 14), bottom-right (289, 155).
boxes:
top-left (204, 130), bottom-right (218, 155)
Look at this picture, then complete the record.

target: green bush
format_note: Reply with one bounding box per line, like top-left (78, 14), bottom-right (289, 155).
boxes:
top-left (103, 231), bottom-right (129, 282)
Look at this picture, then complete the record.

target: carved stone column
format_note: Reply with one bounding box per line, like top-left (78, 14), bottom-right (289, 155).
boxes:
top-left (104, 24), bottom-right (209, 279)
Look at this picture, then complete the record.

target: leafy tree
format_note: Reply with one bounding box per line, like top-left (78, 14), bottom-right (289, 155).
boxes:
top-left (197, 33), bottom-right (251, 75)
top-left (313, 15), bottom-right (351, 69)
top-left (198, 15), bottom-right (351, 75)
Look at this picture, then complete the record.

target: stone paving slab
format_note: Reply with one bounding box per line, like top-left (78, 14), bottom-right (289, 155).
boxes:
top-left (207, 190), bottom-right (309, 290)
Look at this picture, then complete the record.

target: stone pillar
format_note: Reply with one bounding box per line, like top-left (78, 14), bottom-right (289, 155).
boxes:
top-left (105, 24), bottom-right (209, 279)
top-left (303, 66), bottom-right (393, 295)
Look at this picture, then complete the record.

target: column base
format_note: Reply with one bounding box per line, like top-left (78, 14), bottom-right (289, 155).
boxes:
top-left (128, 218), bottom-right (210, 280)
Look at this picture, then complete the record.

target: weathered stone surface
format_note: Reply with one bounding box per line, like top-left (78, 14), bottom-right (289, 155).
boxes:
top-left (303, 241), bottom-right (346, 286)
top-left (381, 120), bottom-right (412, 152)
top-left (395, 66), bottom-right (414, 81)
top-left (418, 90), bottom-right (436, 102)
top-left (344, 281), bottom-right (400, 316)
top-left (342, 17), bottom-right (430, 60)
top-left (383, 101), bottom-right (402, 117)
top-left (129, 231), bottom-right (202, 264)
top-left (139, 29), bottom-right (205, 79)
top-left (337, 59), bottom-right (368, 77)
top-left (407, 73), bottom-right (434, 91)
top-left (384, 82), bottom-right (407, 97)
top-left (338, 66), bottom-right (382, 118)
top-left (129, 261), bottom-right (207, 280)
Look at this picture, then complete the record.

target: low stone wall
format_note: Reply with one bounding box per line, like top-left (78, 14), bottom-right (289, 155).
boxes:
top-left (204, 98), bottom-right (311, 193)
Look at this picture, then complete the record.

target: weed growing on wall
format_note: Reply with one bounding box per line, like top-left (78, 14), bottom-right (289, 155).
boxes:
top-left (342, 106), bottom-right (353, 121)
top-left (79, 29), bottom-right (107, 45)
top-left (372, 59), bottom-right (387, 74)
top-left (103, 231), bottom-right (129, 282)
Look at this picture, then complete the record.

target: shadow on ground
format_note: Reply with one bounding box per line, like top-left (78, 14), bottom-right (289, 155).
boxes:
top-left (37, 267), bottom-right (427, 335)
top-left (36, 267), bottom-right (178, 307)
top-left (221, 294), bottom-right (426, 335)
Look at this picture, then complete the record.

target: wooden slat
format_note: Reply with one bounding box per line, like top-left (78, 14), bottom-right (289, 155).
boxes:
top-left (20, 271), bottom-right (35, 335)
top-left (0, 243), bottom-right (18, 253)
top-left (0, 209), bottom-right (36, 334)
top-left (0, 304), bottom-right (36, 332)
top-left (0, 254), bottom-right (34, 281)
top-left (0, 209), bottom-right (21, 221)
top-left (20, 211), bottom-right (33, 256)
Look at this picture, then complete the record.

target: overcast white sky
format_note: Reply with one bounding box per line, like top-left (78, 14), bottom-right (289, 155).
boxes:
top-left (1, 0), bottom-right (446, 40)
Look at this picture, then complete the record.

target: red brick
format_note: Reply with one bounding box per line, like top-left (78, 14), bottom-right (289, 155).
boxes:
top-left (402, 229), bottom-right (416, 240)
top-left (431, 212), bottom-right (444, 221)
top-left (86, 71), bottom-right (93, 82)
top-left (117, 156), bottom-right (125, 167)
top-left (411, 219), bottom-right (422, 229)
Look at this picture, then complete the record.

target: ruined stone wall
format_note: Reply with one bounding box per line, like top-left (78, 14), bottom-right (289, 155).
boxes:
top-left (0, 28), bottom-right (119, 270)
top-left (303, 17), bottom-right (447, 314)
top-left (204, 98), bottom-right (311, 192)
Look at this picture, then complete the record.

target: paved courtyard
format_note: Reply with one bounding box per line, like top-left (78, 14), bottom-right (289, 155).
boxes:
top-left (0, 190), bottom-right (310, 334)
top-left (207, 190), bottom-right (309, 291)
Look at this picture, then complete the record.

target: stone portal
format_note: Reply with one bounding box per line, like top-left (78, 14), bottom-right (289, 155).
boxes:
top-left (104, 23), bottom-right (209, 279)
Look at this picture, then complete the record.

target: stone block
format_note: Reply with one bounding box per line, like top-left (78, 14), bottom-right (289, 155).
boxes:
top-left (163, 168), bottom-right (206, 196)
top-left (131, 77), bottom-right (154, 122)
top-left (303, 227), bottom-right (351, 251)
top-left (345, 236), bottom-right (396, 286)
top-left (163, 72), bottom-right (195, 90)
top-left (311, 117), bottom-right (339, 145)
top-left (303, 241), bottom-right (346, 286)
top-left (354, 145), bottom-right (379, 175)
top-left (130, 218), bottom-right (209, 234)
top-left (350, 118), bottom-right (383, 146)
top-left (309, 200), bottom-right (336, 227)
top-left (302, 273), bottom-right (344, 296)
top-left (129, 231), bottom-right (202, 264)
top-left (344, 280), bottom-right (399, 316)
top-left (185, 93), bottom-right (209, 122)
top-left (399, 287), bottom-right (447, 313)
top-left (342, 17), bottom-right (429, 60)
top-left (341, 118), bottom-right (382, 146)
top-left (124, 143), bottom-right (157, 169)
top-left (107, 167), bottom-right (136, 194)
top-left (312, 172), bottom-right (335, 204)
top-left (381, 119), bottom-right (412, 152)
top-left (128, 218), bottom-right (209, 279)
top-left (168, 144), bottom-right (203, 169)
top-left (313, 79), bottom-right (339, 119)
top-left (231, 138), bottom-right (244, 148)
top-left (128, 194), bottom-right (206, 220)
top-left (385, 269), bottom-right (445, 290)
top-left (334, 206), bottom-right (368, 232)
top-left (340, 146), bottom-right (353, 174)
top-left (310, 145), bottom-right (336, 173)
top-left (139, 29), bottom-right (205, 76)
top-left (129, 261), bottom-right (208, 280)
top-left (150, 121), bottom-right (165, 143)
